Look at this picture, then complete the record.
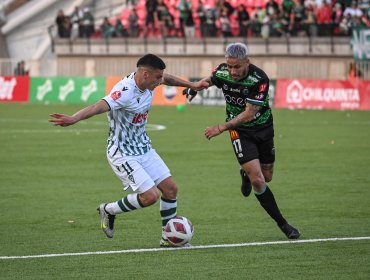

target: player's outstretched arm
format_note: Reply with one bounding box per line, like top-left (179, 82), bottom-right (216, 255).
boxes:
top-left (182, 76), bottom-right (213, 101)
top-left (162, 73), bottom-right (209, 91)
top-left (49, 100), bottom-right (110, 127)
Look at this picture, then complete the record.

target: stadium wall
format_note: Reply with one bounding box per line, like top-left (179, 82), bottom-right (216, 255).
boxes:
top-left (53, 37), bottom-right (354, 80)
top-left (55, 55), bottom-right (353, 81)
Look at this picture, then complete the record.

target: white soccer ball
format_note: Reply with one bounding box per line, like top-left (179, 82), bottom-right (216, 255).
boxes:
top-left (164, 216), bottom-right (194, 246)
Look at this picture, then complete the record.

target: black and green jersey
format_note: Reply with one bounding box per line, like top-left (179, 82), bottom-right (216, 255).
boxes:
top-left (211, 63), bottom-right (272, 131)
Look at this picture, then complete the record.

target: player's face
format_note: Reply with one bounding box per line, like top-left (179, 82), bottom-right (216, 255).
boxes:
top-left (145, 68), bottom-right (164, 90)
top-left (226, 57), bottom-right (249, 81)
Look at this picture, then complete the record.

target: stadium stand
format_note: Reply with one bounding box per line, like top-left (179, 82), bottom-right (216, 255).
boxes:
top-left (0, 0), bottom-right (369, 80)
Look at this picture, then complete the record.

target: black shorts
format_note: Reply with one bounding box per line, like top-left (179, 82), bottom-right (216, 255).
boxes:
top-left (229, 125), bottom-right (275, 165)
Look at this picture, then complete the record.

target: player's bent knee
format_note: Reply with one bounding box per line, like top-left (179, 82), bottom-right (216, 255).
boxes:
top-left (251, 176), bottom-right (266, 190)
top-left (158, 179), bottom-right (178, 200)
top-left (139, 187), bottom-right (160, 206)
top-left (264, 174), bottom-right (273, 182)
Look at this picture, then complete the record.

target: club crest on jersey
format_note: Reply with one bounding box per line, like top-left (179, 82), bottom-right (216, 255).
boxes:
top-left (259, 83), bottom-right (267, 92)
top-left (255, 93), bottom-right (264, 100)
top-left (128, 174), bottom-right (135, 183)
top-left (111, 91), bottom-right (121, 101)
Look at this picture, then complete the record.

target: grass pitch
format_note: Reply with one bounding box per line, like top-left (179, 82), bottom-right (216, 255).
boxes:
top-left (0, 103), bottom-right (369, 279)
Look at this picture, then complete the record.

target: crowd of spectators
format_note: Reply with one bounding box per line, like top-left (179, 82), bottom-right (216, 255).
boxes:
top-left (55, 0), bottom-right (370, 40)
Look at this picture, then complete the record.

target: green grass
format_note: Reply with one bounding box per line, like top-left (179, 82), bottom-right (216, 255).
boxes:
top-left (0, 103), bottom-right (369, 279)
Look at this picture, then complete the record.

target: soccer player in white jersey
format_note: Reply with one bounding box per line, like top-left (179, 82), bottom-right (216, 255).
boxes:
top-left (49, 54), bottom-right (209, 247)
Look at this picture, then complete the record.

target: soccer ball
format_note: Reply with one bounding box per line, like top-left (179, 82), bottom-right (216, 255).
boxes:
top-left (164, 216), bottom-right (194, 246)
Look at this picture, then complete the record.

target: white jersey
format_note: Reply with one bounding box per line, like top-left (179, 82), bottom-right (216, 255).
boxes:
top-left (103, 72), bottom-right (153, 156)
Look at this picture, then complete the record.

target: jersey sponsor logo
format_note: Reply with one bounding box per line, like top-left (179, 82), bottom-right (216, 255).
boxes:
top-left (229, 130), bottom-right (240, 141)
top-left (122, 86), bottom-right (128, 91)
top-left (111, 91), bottom-right (121, 101)
top-left (224, 93), bottom-right (248, 106)
top-left (230, 88), bottom-right (240, 93)
top-left (132, 110), bottom-right (148, 124)
top-left (259, 83), bottom-right (267, 92)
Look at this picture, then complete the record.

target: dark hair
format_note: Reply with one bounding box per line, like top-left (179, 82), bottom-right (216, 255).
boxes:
top-left (136, 54), bottom-right (166, 70)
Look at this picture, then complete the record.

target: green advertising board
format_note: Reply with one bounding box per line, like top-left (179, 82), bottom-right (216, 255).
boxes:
top-left (30, 77), bottom-right (106, 104)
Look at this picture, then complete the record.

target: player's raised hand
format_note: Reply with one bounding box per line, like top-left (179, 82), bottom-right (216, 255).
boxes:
top-left (49, 113), bottom-right (76, 127)
top-left (182, 88), bottom-right (198, 101)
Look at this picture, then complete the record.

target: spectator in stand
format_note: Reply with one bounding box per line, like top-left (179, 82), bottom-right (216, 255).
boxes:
top-left (339, 12), bottom-right (353, 35)
top-left (352, 12), bottom-right (365, 28)
top-left (220, 9), bottom-right (232, 37)
top-left (261, 11), bottom-right (271, 38)
top-left (316, 1), bottom-right (332, 36)
top-left (145, 0), bottom-right (158, 37)
top-left (114, 19), bottom-right (129, 37)
top-left (184, 4), bottom-right (195, 38)
top-left (101, 17), bottom-right (115, 38)
top-left (204, 5), bottom-right (217, 37)
top-left (270, 12), bottom-right (285, 37)
top-left (281, 0), bottom-right (296, 34)
top-left (348, 61), bottom-right (362, 80)
top-left (177, 0), bottom-right (192, 37)
top-left (249, 9), bottom-right (262, 37)
top-left (70, 6), bottom-right (83, 38)
top-left (266, 0), bottom-right (280, 17)
top-left (197, 1), bottom-right (207, 37)
top-left (292, 0), bottom-right (306, 36)
top-left (344, 1), bottom-right (364, 17)
top-left (80, 7), bottom-right (95, 38)
top-left (14, 60), bottom-right (29, 76)
top-left (156, 0), bottom-right (170, 37)
top-left (129, 7), bottom-right (140, 37)
top-left (253, 6), bottom-right (269, 38)
top-left (217, 0), bottom-right (234, 18)
top-left (305, 3), bottom-right (318, 36)
top-left (56, 10), bottom-right (66, 38)
top-left (63, 16), bottom-right (72, 38)
top-left (282, 0), bottom-right (295, 17)
top-left (332, 2), bottom-right (344, 35)
top-left (166, 11), bottom-right (177, 37)
top-left (237, 4), bottom-right (250, 37)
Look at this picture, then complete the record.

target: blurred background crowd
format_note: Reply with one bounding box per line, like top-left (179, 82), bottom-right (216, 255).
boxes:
top-left (54, 0), bottom-right (370, 40)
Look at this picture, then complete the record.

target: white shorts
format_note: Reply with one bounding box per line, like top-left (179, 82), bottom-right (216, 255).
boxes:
top-left (107, 148), bottom-right (171, 194)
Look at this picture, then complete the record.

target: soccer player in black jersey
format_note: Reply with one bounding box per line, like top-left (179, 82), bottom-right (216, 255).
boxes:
top-left (183, 42), bottom-right (300, 239)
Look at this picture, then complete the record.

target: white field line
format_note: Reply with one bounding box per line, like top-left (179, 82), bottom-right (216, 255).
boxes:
top-left (1, 236), bottom-right (369, 260)
top-left (0, 124), bottom-right (166, 134)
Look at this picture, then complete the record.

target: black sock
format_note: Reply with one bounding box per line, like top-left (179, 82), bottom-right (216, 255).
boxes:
top-left (255, 186), bottom-right (287, 227)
